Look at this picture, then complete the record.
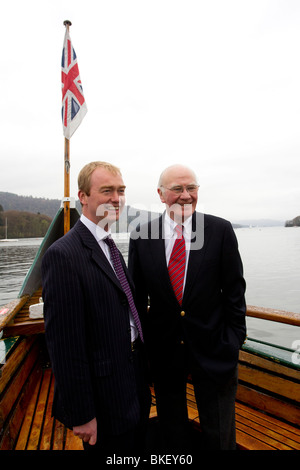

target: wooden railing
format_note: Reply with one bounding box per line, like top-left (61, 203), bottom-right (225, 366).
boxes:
top-left (246, 305), bottom-right (300, 327)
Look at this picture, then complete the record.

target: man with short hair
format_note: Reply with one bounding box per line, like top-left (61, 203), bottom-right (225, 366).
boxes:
top-left (42, 161), bottom-right (150, 453)
top-left (129, 164), bottom-right (246, 450)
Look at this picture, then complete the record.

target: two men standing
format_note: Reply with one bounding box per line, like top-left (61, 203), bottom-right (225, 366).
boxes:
top-left (42, 161), bottom-right (246, 453)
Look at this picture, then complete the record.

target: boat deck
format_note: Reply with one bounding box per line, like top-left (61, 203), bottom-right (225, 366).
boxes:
top-left (185, 384), bottom-right (300, 450)
top-left (0, 335), bottom-right (300, 450)
top-left (2, 289), bottom-right (44, 338)
top-left (13, 368), bottom-right (83, 450)
top-left (4, 363), bottom-right (300, 451)
top-left (1, 294), bottom-right (300, 451)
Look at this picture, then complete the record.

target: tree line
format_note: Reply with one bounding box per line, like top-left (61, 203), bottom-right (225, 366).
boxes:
top-left (285, 216), bottom-right (300, 227)
top-left (0, 207), bottom-right (52, 239)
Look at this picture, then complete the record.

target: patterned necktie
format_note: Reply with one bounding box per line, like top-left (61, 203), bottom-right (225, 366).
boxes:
top-left (104, 236), bottom-right (144, 342)
top-left (168, 225), bottom-right (186, 305)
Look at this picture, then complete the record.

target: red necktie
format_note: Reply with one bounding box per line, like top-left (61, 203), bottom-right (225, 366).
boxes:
top-left (168, 225), bottom-right (185, 305)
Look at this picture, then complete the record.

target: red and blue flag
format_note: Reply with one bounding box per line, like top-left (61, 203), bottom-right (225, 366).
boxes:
top-left (61, 29), bottom-right (87, 139)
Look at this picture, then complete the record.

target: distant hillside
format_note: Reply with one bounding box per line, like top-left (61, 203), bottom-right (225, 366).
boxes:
top-left (233, 219), bottom-right (284, 227)
top-left (285, 216), bottom-right (300, 227)
top-left (0, 192), bottom-right (160, 235)
top-left (0, 210), bottom-right (52, 239)
top-left (0, 192), bottom-right (63, 218)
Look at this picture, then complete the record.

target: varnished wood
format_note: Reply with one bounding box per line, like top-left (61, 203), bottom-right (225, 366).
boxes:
top-left (52, 420), bottom-right (65, 451)
top-left (2, 288), bottom-right (44, 337)
top-left (150, 398), bottom-right (300, 450)
top-left (0, 336), bottom-right (35, 392)
top-left (2, 356), bottom-right (300, 450)
top-left (27, 369), bottom-right (52, 450)
top-left (236, 419), bottom-right (293, 450)
top-left (64, 137), bottom-right (70, 234)
top-left (0, 340), bottom-right (40, 427)
top-left (65, 427), bottom-right (84, 450)
top-left (15, 376), bottom-right (41, 450)
top-left (236, 430), bottom-right (274, 450)
top-left (0, 364), bottom-right (40, 449)
top-left (3, 320), bottom-right (45, 337)
top-left (0, 295), bottom-right (29, 331)
top-left (239, 349), bottom-right (299, 381)
top-left (0, 357), bottom-right (41, 448)
top-left (238, 363), bottom-right (300, 401)
top-left (1, 309), bottom-right (299, 451)
top-left (246, 304), bottom-right (300, 326)
top-left (39, 373), bottom-right (55, 450)
top-left (236, 383), bottom-right (300, 427)
top-left (236, 402), bottom-right (300, 446)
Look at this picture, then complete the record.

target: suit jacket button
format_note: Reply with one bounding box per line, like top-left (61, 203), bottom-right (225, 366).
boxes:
top-left (180, 311), bottom-right (185, 317)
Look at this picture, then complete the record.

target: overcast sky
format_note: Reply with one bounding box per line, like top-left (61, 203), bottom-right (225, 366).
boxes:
top-left (1, 0), bottom-right (299, 222)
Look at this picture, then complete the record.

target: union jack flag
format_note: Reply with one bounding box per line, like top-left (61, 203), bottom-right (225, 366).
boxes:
top-left (61, 29), bottom-right (87, 139)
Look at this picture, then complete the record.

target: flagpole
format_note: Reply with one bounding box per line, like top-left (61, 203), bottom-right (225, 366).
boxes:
top-left (61, 20), bottom-right (87, 233)
top-left (64, 136), bottom-right (70, 234)
top-left (63, 20), bottom-right (72, 234)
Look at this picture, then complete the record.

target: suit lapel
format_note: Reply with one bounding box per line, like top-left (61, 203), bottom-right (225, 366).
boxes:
top-left (148, 215), bottom-right (167, 270)
top-left (150, 214), bottom-right (192, 304)
top-left (148, 215), bottom-right (175, 293)
top-left (183, 212), bottom-right (208, 303)
top-left (74, 220), bottom-right (127, 291)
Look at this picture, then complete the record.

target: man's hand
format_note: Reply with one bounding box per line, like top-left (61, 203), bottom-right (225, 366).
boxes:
top-left (73, 417), bottom-right (97, 445)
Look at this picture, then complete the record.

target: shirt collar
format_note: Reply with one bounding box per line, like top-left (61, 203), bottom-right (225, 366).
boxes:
top-left (164, 211), bottom-right (192, 239)
top-left (80, 214), bottom-right (111, 242)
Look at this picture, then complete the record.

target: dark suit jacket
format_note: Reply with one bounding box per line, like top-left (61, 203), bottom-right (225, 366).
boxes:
top-left (41, 220), bottom-right (141, 434)
top-left (128, 212), bottom-right (246, 385)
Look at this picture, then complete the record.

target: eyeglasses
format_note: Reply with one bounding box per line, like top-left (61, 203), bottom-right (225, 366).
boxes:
top-left (160, 184), bottom-right (199, 195)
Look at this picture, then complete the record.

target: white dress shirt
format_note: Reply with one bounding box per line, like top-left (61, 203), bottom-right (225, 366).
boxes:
top-left (80, 214), bottom-right (138, 341)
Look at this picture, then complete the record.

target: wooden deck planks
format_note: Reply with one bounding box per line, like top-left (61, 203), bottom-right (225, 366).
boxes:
top-left (15, 376), bottom-right (41, 450)
top-left (64, 428), bottom-right (84, 451)
top-left (238, 363), bottom-right (300, 402)
top-left (39, 373), bottom-right (55, 450)
top-left (26, 369), bottom-right (52, 450)
top-left (185, 381), bottom-right (300, 450)
top-left (2, 339), bottom-right (299, 451)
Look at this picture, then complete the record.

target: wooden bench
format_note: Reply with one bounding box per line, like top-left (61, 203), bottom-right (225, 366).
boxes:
top-left (235, 338), bottom-right (300, 450)
top-left (186, 338), bottom-right (300, 450)
top-left (184, 386), bottom-right (300, 450)
top-left (149, 338), bottom-right (300, 450)
top-left (1, 288), bottom-right (45, 338)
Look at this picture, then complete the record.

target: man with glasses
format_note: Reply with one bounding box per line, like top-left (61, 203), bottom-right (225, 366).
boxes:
top-left (129, 164), bottom-right (246, 451)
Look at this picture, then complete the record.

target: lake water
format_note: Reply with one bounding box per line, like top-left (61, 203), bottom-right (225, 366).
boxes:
top-left (0, 227), bottom-right (299, 349)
